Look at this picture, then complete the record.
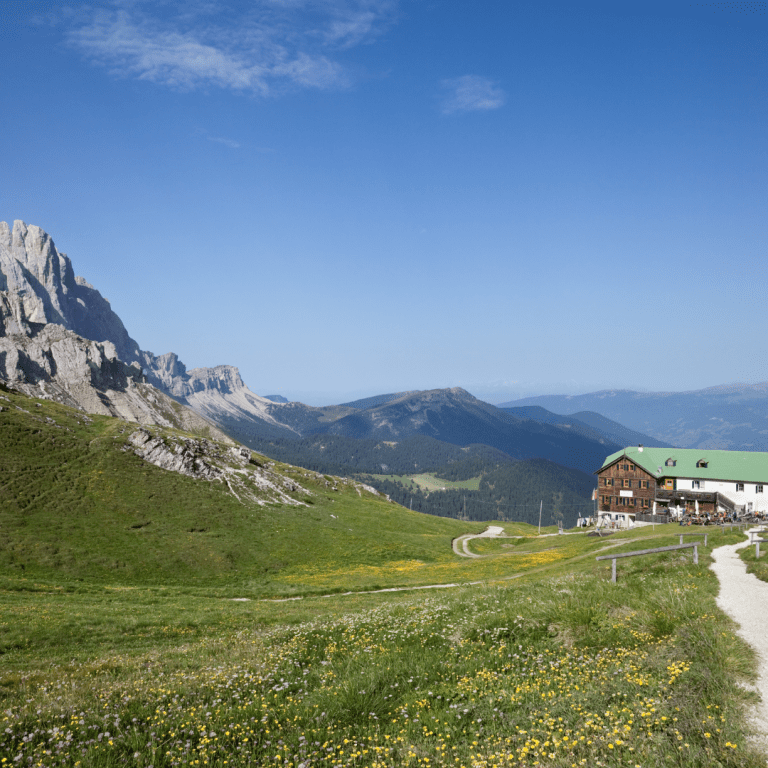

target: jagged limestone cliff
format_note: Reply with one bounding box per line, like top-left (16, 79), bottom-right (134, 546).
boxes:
top-left (0, 220), bottom-right (141, 362)
top-left (0, 221), bottom-right (228, 437)
top-left (0, 220), bottom-right (335, 442)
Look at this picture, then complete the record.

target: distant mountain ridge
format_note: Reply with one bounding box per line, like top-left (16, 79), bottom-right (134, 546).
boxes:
top-left (340, 391), bottom-right (421, 410)
top-left (506, 385), bottom-right (768, 451)
top-left (245, 387), bottom-right (622, 477)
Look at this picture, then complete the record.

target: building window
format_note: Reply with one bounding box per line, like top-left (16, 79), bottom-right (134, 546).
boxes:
top-left (629, 464), bottom-right (635, 470)
top-left (736, 483), bottom-right (744, 492)
top-left (697, 460), bottom-right (708, 468)
top-left (623, 479), bottom-right (632, 488)
top-left (604, 477), bottom-right (613, 486)
top-left (757, 485), bottom-right (764, 494)
top-left (666, 458), bottom-right (677, 467)
top-left (692, 480), bottom-right (702, 490)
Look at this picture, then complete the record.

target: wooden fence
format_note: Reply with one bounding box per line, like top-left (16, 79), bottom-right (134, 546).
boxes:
top-left (596, 542), bottom-right (699, 583)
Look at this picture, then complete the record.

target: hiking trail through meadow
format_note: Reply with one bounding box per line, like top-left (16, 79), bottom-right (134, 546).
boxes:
top-left (711, 530), bottom-right (768, 756)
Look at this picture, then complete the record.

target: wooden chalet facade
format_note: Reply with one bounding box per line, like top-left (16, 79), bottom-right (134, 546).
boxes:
top-left (595, 446), bottom-right (768, 526)
top-left (597, 454), bottom-right (656, 514)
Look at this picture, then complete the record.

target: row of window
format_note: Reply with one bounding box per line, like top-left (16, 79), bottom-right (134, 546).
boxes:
top-left (605, 477), bottom-right (765, 493)
top-left (603, 478), bottom-right (651, 489)
top-left (688, 481), bottom-right (763, 493)
top-left (601, 496), bottom-right (652, 508)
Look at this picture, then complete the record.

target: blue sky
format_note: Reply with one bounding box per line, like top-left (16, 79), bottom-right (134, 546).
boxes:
top-left (2, 0), bottom-right (767, 404)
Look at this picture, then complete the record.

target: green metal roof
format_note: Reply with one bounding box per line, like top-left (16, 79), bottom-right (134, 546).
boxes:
top-left (598, 446), bottom-right (768, 484)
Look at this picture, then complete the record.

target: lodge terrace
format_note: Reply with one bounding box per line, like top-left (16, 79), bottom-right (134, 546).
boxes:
top-left (595, 445), bottom-right (768, 528)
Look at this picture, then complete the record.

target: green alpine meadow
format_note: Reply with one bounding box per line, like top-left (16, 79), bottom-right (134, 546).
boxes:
top-left (1, 386), bottom-right (766, 767)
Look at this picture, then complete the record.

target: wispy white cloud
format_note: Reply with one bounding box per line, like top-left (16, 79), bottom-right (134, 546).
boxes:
top-left (65, 1), bottom-right (396, 96)
top-left (440, 75), bottom-right (506, 115)
top-left (206, 135), bottom-right (241, 148)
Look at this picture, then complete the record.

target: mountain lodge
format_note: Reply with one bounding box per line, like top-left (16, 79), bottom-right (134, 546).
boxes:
top-left (595, 445), bottom-right (768, 527)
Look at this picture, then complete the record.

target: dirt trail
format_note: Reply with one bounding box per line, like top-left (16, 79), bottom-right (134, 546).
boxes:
top-left (711, 530), bottom-right (768, 754)
top-left (452, 525), bottom-right (511, 558)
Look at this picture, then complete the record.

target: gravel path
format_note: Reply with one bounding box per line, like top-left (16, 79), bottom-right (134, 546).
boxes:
top-left (452, 525), bottom-right (509, 558)
top-left (711, 533), bottom-right (768, 753)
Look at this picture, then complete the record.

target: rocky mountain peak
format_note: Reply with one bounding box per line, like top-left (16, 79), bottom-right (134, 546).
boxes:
top-left (140, 352), bottom-right (247, 399)
top-left (0, 220), bottom-right (73, 327)
top-left (0, 221), bottom-right (293, 439)
top-left (446, 386), bottom-right (473, 398)
top-left (186, 365), bottom-right (245, 395)
top-left (0, 220), bottom-right (141, 363)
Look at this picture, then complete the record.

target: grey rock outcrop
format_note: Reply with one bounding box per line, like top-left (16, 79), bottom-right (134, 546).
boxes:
top-left (141, 352), bottom-right (246, 399)
top-left (128, 429), bottom-right (224, 479)
top-left (0, 322), bottom-right (229, 434)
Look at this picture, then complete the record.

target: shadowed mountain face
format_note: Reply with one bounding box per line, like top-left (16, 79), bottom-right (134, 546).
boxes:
top-left (298, 387), bottom-right (621, 476)
top-left (505, 385), bottom-right (768, 451)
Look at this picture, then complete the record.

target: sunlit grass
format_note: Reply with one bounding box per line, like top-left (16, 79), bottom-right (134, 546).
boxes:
top-left (1, 532), bottom-right (763, 768)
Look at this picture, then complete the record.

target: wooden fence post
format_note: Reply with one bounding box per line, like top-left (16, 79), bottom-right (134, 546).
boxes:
top-left (611, 558), bottom-right (617, 583)
top-left (694, 544), bottom-right (698, 565)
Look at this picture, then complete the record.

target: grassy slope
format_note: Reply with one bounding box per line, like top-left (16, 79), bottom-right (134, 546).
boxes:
top-left (0, 387), bottom-right (475, 596)
top-left (1, 527), bottom-right (764, 768)
top-left (740, 541), bottom-right (768, 583)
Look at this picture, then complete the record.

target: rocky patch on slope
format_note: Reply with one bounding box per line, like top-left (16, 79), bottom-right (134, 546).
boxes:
top-left (125, 427), bottom-right (317, 506)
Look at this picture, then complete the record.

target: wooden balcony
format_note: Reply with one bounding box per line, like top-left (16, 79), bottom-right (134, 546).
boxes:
top-left (655, 489), bottom-right (735, 512)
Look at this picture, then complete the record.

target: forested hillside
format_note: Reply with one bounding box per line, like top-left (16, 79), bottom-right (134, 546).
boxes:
top-left (245, 432), bottom-right (596, 525)
top-left (363, 458), bottom-right (595, 527)
top-left (248, 433), bottom-right (514, 475)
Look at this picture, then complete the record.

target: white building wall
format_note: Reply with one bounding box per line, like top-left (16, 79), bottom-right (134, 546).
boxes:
top-left (676, 477), bottom-right (768, 513)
